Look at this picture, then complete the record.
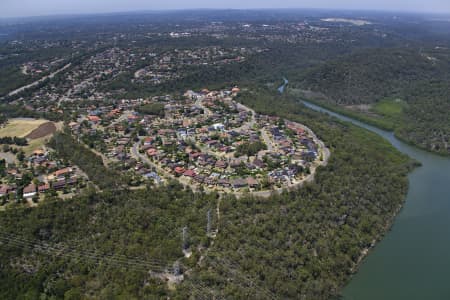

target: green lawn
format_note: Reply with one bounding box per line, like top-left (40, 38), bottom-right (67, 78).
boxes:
top-left (372, 99), bottom-right (407, 118)
top-left (0, 119), bottom-right (48, 138)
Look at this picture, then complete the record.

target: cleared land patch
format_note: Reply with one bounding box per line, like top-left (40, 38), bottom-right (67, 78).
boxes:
top-left (372, 99), bottom-right (407, 118)
top-left (0, 118), bottom-right (48, 138)
top-left (0, 119), bottom-right (61, 155)
top-left (25, 122), bottom-right (57, 139)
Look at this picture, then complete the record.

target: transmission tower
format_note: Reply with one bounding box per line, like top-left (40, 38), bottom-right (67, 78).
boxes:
top-left (173, 261), bottom-right (181, 276)
top-left (182, 226), bottom-right (188, 250)
top-left (207, 209), bottom-right (212, 235)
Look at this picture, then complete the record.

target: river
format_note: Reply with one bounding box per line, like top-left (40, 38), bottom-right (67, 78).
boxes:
top-left (278, 78), bottom-right (289, 93)
top-left (301, 101), bottom-right (450, 300)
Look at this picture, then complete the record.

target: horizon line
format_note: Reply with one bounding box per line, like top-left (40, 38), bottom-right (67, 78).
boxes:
top-left (1, 7), bottom-right (450, 21)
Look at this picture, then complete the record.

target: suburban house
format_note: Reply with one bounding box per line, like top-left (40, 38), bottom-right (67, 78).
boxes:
top-left (23, 184), bottom-right (37, 198)
top-left (0, 184), bottom-right (13, 197)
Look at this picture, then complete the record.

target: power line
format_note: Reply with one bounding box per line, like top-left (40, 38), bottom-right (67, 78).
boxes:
top-left (0, 235), bottom-right (166, 272)
top-left (207, 209), bottom-right (212, 235)
top-left (184, 281), bottom-right (223, 300)
top-left (182, 226), bottom-right (188, 251)
top-left (0, 233), bottom-right (173, 274)
top-left (207, 257), bottom-right (278, 300)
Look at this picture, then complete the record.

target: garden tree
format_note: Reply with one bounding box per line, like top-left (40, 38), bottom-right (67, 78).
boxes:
top-left (135, 103), bottom-right (165, 117)
top-left (0, 136), bottom-right (28, 146)
top-left (0, 159), bottom-right (5, 177)
top-left (235, 140), bottom-right (267, 157)
top-left (136, 124), bottom-right (146, 137)
top-left (32, 178), bottom-right (39, 186)
top-left (16, 150), bottom-right (25, 162)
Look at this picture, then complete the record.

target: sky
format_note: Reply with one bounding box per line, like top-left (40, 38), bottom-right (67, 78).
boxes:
top-left (1, 0), bottom-right (450, 18)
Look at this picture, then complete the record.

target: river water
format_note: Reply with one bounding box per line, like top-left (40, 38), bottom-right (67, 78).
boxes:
top-left (278, 78), bottom-right (289, 94)
top-left (302, 101), bottom-right (450, 300)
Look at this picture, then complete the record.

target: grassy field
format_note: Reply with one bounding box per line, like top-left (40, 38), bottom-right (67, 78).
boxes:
top-left (22, 137), bottom-right (50, 155)
top-left (22, 122), bottom-right (63, 155)
top-left (0, 119), bottom-right (62, 155)
top-left (372, 99), bottom-right (407, 118)
top-left (0, 119), bottom-right (48, 138)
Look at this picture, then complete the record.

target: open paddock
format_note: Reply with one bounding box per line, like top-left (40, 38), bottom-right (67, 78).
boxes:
top-left (0, 119), bottom-right (49, 138)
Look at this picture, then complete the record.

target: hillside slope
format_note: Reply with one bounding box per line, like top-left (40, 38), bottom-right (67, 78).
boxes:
top-left (295, 47), bottom-right (450, 155)
top-left (0, 90), bottom-right (413, 299)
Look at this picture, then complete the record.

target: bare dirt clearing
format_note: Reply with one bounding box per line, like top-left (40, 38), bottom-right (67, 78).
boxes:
top-left (26, 122), bottom-right (57, 139)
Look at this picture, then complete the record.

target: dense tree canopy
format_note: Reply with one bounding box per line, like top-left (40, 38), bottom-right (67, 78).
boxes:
top-left (0, 12), bottom-right (435, 299)
top-left (293, 47), bottom-right (450, 155)
top-left (135, 103), bottom-right (166, 117)
top-left (0, 89), bottom-right (413, 299)
top-left (48, 131), bottom-right (125, 190)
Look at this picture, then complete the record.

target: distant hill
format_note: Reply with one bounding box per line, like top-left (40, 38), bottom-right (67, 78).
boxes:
top-left (297, 47), bottom-right (450, 104)
top-left (295, 47), bottom-right (450, 155)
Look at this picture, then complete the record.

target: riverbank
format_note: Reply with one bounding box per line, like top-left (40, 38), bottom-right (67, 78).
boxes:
top-left (302, 99), bottom-right (450, 300)
top-left (301, 100), bottom-right (413, 295)
top-left (295, 93), bottom-right (450, 158)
